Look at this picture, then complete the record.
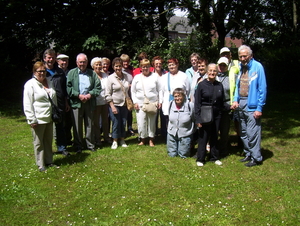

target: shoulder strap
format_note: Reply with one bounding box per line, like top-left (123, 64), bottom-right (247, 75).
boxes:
top-left (115, 75), bottom-right (127, 97)
top-left (168, 100), bottom-right (174, 114)
top-left (167, 72), bottom-right (171, 92)
top-left (45, 90), bottom-right (54, 106)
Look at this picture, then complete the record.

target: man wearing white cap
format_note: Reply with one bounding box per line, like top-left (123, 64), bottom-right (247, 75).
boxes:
top-left (56, 54), bottom-right (69, 75)
top-left (216, 56), bottom-right (236, 157)
top-left (219, 47), bottom-right (241, 151)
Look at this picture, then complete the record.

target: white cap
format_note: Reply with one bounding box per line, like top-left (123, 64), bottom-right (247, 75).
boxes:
top-left (219, 47), bottom-right (230, 54)
top-left (217, 57), bottom-right (229, 66)
top-left (56, 54), bottom-right (69, 59)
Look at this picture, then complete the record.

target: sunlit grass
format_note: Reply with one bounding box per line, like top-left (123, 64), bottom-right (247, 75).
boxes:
top-left (0, 92), bottom-right (299, 225)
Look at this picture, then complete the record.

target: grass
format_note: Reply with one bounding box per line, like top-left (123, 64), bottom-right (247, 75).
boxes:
top-left (0, 92), bottom-right (299, 225)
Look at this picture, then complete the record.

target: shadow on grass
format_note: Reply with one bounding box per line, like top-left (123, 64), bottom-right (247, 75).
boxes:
top-left (53, 151), bottom-right (90, 166)
top-left (261, 148), bottom-right (273, 161)
top-left (228, 135), bottom-right (274, 161)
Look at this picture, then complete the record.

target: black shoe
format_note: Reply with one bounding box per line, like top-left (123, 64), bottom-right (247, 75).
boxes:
top-left (239, 156), bottom-right (251, 162)
top-left (245, 160), bottom-right (262, 167)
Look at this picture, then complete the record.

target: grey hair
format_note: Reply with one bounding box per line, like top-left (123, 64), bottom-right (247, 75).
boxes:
top-left (172, 87), bottom-right (186, 97)
top-left (207, 63), bottom-right (219, 72)
top-left (76, 53), bottom-right (88, 62)
top-left (90, 57), bottom-right (102, 68)
top-left (238, 45), bottom-right (253, 56)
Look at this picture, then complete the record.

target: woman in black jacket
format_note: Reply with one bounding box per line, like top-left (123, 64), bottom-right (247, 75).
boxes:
top-left (194, 63), bottom-right (232, 166)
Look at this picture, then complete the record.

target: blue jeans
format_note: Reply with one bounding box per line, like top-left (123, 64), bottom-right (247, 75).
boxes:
top-left (109, 105), bottom-right (128, 139)
top-left (167, 133), bottom-right (191, 158)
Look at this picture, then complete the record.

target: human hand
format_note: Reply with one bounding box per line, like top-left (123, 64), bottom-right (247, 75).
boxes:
top-left (197, 123), bottom-right (202, 128)
top-left (134, 103), bottom-right (139, 110)
top-left (253, 111), bottom-right (262, 119)
top-left (85, 93), bottom-right (92, 101)
top-left (30, 123), bottom-right (38, 128)
top-left (231, 101), bottom-right (239, 110)
top-left (79, 94), bottom-right (86, 103)
top-left (111, 106), bottom-right (118, 114)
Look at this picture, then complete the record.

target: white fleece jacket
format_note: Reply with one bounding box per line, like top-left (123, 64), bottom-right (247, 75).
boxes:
top-left (23, 77), bottom-right (56, 125)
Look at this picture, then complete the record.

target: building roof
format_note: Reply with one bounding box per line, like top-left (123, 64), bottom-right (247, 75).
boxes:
top-left (168, 16), bottom-right (194, 34)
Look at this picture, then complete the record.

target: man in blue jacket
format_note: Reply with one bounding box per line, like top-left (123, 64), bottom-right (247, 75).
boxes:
top-left (232, 45), bottom-right (267, 167)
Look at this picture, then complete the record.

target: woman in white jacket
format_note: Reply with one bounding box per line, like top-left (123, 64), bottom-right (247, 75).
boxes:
top-left (131, 59), bottom-right (162, 146)
top-left (23, 61), bottom-right (57, 172)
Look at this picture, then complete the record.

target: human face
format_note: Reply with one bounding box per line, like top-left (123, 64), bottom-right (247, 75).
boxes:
top-left (154, 59), bottom-right (162, 73)
top-left (174, 93), bottom-right (184, 106)
top-left (113, 63), bottom-right (122, 76)
top-left (57, 58), bottom-right (69, 71)
top-left (102, 60), bottom-right (110, 73)
top-left (239, 49), bottom-right (252, 66)
top-left (93, 61), bottom-right (102, 75)
top-left (34, 66), bottom-right (47, 83)
top-left (76, 55), bottom-right (88, 72)
top-left (190, 57), bottom-right (198, 68)
top-left (44, 54), bottom-right (56, 69)
top-left (122, 60), bottom-right (130, 69)
top-left (168, 62), bottom-right (178, 75)
top-left (218, 63), bottom-right (228, 73)
top-left (207, 65), bottom-right (218, 82)
top-left (220, 52), bottom-right (231, 61)
top-left (141, 64), bottom-right (150, 76)
top-left (198, 61), bottom-right (207, 75)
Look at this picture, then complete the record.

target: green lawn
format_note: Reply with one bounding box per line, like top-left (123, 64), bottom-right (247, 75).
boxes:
top-left (0, 92), bottom-right (299, 225)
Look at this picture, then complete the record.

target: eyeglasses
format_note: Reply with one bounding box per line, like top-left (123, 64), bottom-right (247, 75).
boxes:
top-left (36, 70), bottom-right (46, 73)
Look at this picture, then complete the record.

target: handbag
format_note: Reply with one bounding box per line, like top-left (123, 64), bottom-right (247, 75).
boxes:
top-left (140, 74), bottom-right (158, 114)
top-left (200, 105), bottom-right (213, 124)
top-left (200, 85), bottom-right (216, 125)
top-left (46, 91), bottom-right (63, 124)
top-left (116, 75), bottom-right (133, 111)
top-left (125, 96), bottom-right (134, 111)
top-left (142, 97), bottom-right (158, 114)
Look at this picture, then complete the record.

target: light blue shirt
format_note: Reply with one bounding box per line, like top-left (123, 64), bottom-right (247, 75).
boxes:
top-left (79, 71), bottom-right (91, 95)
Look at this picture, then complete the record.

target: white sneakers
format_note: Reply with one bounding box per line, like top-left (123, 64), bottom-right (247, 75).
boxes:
top-left (215, 160), bottom-right (222, 166)
top-left (111, 141), bottom-right (118, 149)
top-left (196, 161), bottom-right (204, 167)
top-left (196, 160), bottom-right (223, 166)
top-left (111, 140), bottom-right (128, 149)
top-left (119, 140), bottom-right (128, 148)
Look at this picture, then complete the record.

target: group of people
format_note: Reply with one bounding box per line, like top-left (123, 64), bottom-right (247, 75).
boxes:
top-left (23, 45), bottom-right (267, 172)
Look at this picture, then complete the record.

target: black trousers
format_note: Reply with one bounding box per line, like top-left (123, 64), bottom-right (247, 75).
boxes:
top-left (197, 116), bottom-right (221, 162)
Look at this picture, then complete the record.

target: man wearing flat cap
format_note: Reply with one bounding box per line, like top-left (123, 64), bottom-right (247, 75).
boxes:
top-left (57, 54), bottom-right (69, 75)
top-left (57, 53), bottom-right (73, 146)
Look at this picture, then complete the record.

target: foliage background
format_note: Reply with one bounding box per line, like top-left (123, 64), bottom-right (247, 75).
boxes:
top-left (0, 0), bottom-right (299, 99)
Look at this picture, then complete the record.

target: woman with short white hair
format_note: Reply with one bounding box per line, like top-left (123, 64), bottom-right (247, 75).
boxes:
top-left (91, 57), bottom-right (110, 147)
